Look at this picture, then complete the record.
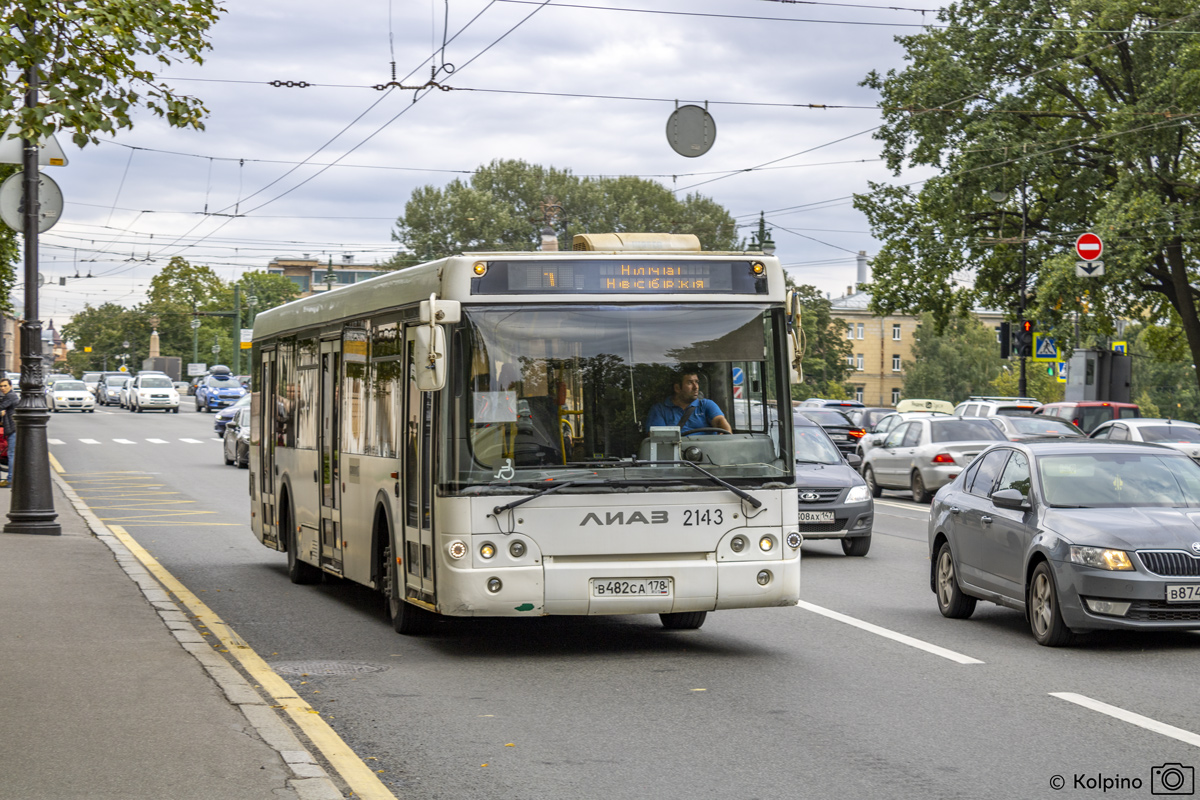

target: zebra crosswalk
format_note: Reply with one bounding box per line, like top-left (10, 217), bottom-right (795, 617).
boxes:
top-left (49, 438), bottom-right (222, 445)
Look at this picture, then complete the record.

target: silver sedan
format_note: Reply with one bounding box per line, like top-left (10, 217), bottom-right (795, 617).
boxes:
top-left (862, 416), bottom-right (1006, 502)
top-left (1089, 418), bottom-right (1200, 460)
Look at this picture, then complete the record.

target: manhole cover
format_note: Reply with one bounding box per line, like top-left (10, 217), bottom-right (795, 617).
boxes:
top-left (270, 661), bottom-right (388, 676)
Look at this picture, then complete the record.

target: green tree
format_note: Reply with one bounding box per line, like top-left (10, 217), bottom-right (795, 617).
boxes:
top-left (237, 271), bottom-right (299, 325)
top-left (902, 313), bottom-right (1004, 402)
top-left (388, 159), bottom-right (738, 263)
top-left (60, 302), bottom-right (147, 373)
top-left (1126, 319), bottom-right (1200, 421)
top-left (854, 1), bottom-right (1200, 389)
top-left (789, 283), bottom-right (853, 399)
top-left (988, 362), bottom-right (1064, 404)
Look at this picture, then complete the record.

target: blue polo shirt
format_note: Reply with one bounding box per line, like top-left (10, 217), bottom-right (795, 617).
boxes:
top-left (646, 397), bottom-right (725, 433)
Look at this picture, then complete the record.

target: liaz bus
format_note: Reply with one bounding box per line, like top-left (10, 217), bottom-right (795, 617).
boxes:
top-left (248, 232), bottom-right (802, 634)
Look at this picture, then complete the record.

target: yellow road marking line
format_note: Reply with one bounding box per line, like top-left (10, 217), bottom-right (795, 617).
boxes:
top-left (110, 523), bottom-right (246, 527)
top-left (106, 525), bottom-right (397, 800)
top-left (98, 512), bottom-right (218, 521)
top-left (48, 453), bottom-right (64, 474)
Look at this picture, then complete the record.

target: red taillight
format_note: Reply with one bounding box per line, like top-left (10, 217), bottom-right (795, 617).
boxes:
top-left (932, 453), bottom-right (955, 464)
top-left (847, 428), bottom-right (865, 439)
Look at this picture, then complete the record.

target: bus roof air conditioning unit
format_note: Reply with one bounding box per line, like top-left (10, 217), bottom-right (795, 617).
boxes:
top-left (572, 233), bottom-right (702, 252)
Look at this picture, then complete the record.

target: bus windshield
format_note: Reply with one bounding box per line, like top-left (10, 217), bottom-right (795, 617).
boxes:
top-left (448, 303), bottom-right (792, 490)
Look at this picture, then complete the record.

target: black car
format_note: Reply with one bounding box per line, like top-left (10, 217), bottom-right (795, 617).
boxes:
top-left (794, 415), bottom-right (874, 556)
top-left (794, 408), bottom-right (865, 457)
top-left (930, 439), bottom-right (1200, 646)
top-left (849, 407), bottom-right (894, 431)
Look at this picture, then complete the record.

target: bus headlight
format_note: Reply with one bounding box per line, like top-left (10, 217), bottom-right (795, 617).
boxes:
top-left (487, 578), bottom-right (503, 593)
top-left (480, 542), bottom-right (496, 559)
top-left (448, 540), bottom-right (467, 559)
top-left (759, 535), bottom-right (774, 552)
top-left (509, 540), bottom-right (526, 558)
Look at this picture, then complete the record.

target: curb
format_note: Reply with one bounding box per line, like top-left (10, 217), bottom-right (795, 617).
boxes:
top-left (50, 468), bottom-right (347, 800)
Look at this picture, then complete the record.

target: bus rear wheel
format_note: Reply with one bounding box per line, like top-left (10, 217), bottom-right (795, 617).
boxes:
top-left (660, 611), bottom-right (707, 630)
top-left (385, 543), bottom-right (429, 635)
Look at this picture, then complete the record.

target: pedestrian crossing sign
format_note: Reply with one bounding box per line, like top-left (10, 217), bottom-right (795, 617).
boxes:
top-left (1112, 341), bottom-right (1127, 354)
top-left (1056, 361), bottom-right (1067, 383)
top-left (1032, 333), bottom-right (1060, 361)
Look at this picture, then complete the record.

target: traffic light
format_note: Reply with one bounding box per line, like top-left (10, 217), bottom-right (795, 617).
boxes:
top-left (999, 322), bottom-right (1011, 359)
top-left (1016, 320), bottom-right (1034, 358)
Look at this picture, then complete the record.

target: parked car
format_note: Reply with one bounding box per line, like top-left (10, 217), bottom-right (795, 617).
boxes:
top-left (862, 416), bottom-right (1007, 502)
top-left (214, 394), bottom-right (252, 435)
top-left (129, 374), bottom-right (180, 413)
top-left (794, 415), bottom-right (873, 556)
top-left (48, 380), bottom-right (95, 412)
top-left (929, 439), bottom-right (1200, 646)
top-left (45, 373), bottom-right (75, 387)
top-left (794, 408), bottom-right (864, 457)
top-left (953, 396), bottom-right (1042, 417)
top-left (98, 373), bottom-right (128, 406)
top-left (1089, 418), bottom-right (1200, 458)
top-left (858, 410), bottom-right (952, 462)
top-left (223, 406), bottom-right (251, 468)
top-left (1035, 401), bottom-right (1140, 433)
top-left (987, 414), bottom-right (1085, 441)
top-left (195, 367), bottom-right (247, 412)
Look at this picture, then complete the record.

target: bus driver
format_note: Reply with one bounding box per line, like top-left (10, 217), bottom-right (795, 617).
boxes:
top-left (646, 369), bottom-right (732, 434)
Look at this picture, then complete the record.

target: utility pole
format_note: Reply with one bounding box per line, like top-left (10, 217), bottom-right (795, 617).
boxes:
top-left (6, 49), bottom-right (61, 535)
top-left (231, 284), bottom-right (241, 375)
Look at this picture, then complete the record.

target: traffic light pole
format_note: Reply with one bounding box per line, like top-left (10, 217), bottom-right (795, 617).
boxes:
top-left (1018, 181), bottom-right (1028, 398)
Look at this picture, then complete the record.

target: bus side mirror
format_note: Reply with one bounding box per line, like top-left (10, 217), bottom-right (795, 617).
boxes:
top-left (414, 324), bottom-right (447, 392)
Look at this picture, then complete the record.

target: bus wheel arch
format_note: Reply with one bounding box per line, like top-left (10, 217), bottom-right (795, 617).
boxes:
top-left (280, 481), bottom-right (320, 585)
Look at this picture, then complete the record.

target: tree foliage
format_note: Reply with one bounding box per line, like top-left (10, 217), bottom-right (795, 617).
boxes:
top-left (902, 313), bottom-right (1004, 402)
top-left (389, 159), bottom-right (739, 263)
top-left (790, 283), bottom-right (854, 399)
top-left (1, 0), bottom-right (224, 147)
top-left (855, 0), bottom-right (1200, 392)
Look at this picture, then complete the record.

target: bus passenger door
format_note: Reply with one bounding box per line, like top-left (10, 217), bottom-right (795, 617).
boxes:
top-left (319, 338), bottom-right (343, 574)
top-left (259, 348), bottom-right (279, 549)
top-left (401, 327), bottom-right (436, 605)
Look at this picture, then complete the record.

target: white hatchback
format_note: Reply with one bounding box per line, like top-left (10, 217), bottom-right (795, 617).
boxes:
top-left (129, 374), bottom-right (181, 413)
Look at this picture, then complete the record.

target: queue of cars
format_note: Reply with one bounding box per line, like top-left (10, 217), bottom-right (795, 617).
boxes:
top-left (794, 393), bottom-right (1200, 646)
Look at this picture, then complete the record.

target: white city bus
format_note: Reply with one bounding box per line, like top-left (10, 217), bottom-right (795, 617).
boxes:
top-left (249, 232), bottom-right (801, 634)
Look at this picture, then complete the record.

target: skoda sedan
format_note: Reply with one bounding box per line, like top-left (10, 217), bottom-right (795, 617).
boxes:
top-left (929, 439), bottom-right (1200, 646)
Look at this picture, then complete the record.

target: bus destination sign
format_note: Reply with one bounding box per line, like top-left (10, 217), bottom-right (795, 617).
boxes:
top-left (472, 260), bottom-right (767, 295)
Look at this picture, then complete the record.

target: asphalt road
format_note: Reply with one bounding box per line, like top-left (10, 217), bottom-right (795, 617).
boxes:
top-left (45, 405), bottom-right (1200, 800)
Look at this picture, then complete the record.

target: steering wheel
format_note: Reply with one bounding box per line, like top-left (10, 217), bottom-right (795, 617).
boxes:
top-left (683, 427), bottom-right (732, 436)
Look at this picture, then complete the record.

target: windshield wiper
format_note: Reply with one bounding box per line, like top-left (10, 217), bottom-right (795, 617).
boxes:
top-left (627, 458), bottom-right (763, 508)
top-left (491, 479), bottom-right (602, 515)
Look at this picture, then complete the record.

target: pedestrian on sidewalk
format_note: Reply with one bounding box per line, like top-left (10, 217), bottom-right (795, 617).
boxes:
top-left (0, 378), bottom-right (16, 488)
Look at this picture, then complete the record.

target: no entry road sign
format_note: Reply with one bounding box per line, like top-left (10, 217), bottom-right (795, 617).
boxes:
top-left (1076, 233), bottom-right (1103, 261)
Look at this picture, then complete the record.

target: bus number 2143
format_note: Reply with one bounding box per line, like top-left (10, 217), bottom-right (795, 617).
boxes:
top-left (683, 509), bottom-right (724, 526)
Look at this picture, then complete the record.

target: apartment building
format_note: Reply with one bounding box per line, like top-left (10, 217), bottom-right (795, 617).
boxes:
top-left (831, 253), bottom-right (1004, 407)
top-left (267, 254), bottom-right (386, 297)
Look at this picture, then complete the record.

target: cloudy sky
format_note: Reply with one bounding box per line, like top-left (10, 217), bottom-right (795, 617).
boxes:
top-left (24, 0), bottom-right (948, 323)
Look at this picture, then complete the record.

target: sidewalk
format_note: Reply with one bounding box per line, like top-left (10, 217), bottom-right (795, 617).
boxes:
top-left (0, 473), bottom-right (345, 800)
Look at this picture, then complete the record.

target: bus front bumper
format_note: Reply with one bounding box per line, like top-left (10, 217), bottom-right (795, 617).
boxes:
top-left (436, 553), bottom-right (800, 617)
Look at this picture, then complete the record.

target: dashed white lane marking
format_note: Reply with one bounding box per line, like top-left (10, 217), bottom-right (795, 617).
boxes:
top-left (178, 438), bottom-right (204, 444)
top-left (146, 439), bottom-right (169, 444)
top-left (48, 438), bottom-right (64, 445)
top-left (797, 600), bottom-right (984, 665)
top-left (1051, 693), bottom-right (1200, 748)
top-left (113, 439), bottom-right (137, 444)
top-left (80, 439), bottom-right (101, 444)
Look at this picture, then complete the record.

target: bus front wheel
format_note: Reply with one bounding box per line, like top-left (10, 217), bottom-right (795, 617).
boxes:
top-left (660, 611), bottom-right (707, 630)
top-left (385, 543), bottom-right (429, 635)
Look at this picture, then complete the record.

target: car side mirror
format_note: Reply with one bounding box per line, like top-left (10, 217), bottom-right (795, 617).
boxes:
top-left (869, 435), bottom-right (882, 445)
top-left (991, 488), bottom-right (1030, 511)
top-left (844, 452), bottom-right (862, 468)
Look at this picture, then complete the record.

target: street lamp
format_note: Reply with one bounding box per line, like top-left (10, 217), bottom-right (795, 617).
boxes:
top-left (190, 317), bottom-right (201, 367)
top-left (988, 184), bottom-right (1030, 397)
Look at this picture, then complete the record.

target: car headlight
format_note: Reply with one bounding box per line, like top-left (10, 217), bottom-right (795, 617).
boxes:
top-left (845, 484), bottom-right (871, 504)
top-left (1069, 545), bottom-right (1134, 571)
